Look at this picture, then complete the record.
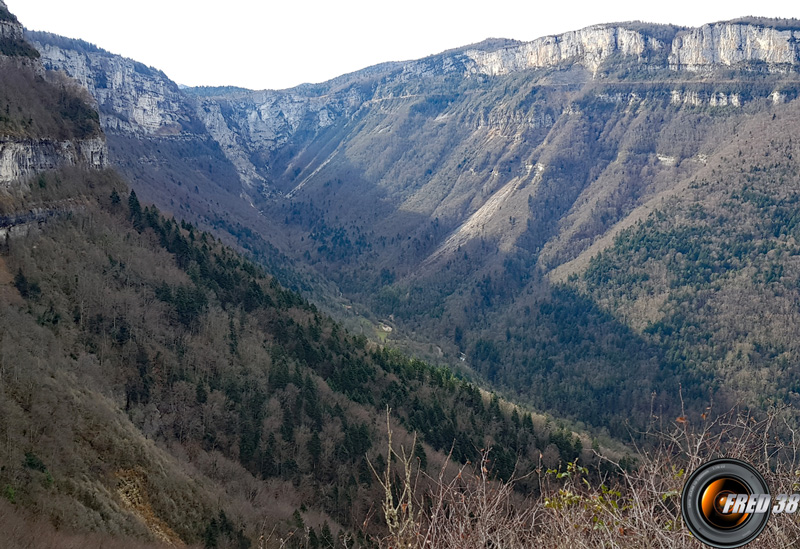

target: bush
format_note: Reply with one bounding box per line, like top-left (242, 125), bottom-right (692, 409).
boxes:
top-left (374, 407), bottom-right (800, 548)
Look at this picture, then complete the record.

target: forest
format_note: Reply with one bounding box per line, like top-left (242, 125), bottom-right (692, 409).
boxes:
top-left (8, 7), bottom-right (800, 545)
top-left (0, 167), bottom-right (599, 547)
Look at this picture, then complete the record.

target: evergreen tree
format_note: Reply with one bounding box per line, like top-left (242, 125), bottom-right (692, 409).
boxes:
top-left (413, 438), bottom-right (428, 470)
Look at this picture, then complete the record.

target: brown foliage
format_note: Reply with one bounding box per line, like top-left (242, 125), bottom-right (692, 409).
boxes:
top-left (0, 499), bottom-right (176, 549)
top-left (376, 407), bottom-right (800, 548)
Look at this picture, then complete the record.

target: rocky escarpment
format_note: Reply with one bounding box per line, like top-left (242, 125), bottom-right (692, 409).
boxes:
top-left (29, 19), bottom-right (800, 199)
top-left (0, 137), bottom-right (106, 185)
top-left (0, 1), bottom-right (23, 41)
top-left (29, 34), bottom-right (193, 136)
top-left (192, 85), bottom-right (365, 187)
top-left (457, 21), bottom-right (800, 76)
top-left (462, 25), bottom-right (667, 75)
top-left (0, 4), bottom-right (107, 186)
top-left (669, 23), bottom-right (800, 70)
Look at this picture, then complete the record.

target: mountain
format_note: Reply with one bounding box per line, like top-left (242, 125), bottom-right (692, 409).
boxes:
top-left (1, 6), bottom-right (603, 547)
top-left (25, 18), bottom-right (800, 435)
top-left (0, 3), bottom-right (104, 185)
top-left (8, 2), bottom-right (800, 545)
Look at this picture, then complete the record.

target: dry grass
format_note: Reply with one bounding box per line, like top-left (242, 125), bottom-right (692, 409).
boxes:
top-left (375, 407), bottom-right (800, 548)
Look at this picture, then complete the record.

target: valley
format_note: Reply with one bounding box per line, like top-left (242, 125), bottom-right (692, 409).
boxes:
top-left (24, 19), bottom-right (800, 433)
top-left (3, 3), bottom-right (800, 546)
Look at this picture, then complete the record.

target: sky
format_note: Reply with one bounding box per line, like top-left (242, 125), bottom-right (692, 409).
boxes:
top-left (8, 0), bottom-right (800, 91)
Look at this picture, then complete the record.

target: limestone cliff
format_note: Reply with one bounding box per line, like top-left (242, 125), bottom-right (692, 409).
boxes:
top-left (0, 137), bottom-right (106, 184)
top-left (31, 35), bottom-right (193, 136)
top-left (669, 22), bottom-right (800, 70)
top-left (0, 4), bottom-right (107, 186)
top-left (461, 25), bottom-right (666, 75)
top-left (0, 0), bottom-right (23, 42)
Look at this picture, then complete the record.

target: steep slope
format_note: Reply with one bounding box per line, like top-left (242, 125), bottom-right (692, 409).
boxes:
top-left (4, 172), bottom-right (582, 546)
top-left (1, 7), bottom-right (597, 546)
top-left (26, 17), bottom-right (800, 434)
top-left (0, 1), bottom-right (105, 186)
top-left (24, 30), bottom-right (309, 292)
top-left (573, 98), bottom-right (800, 408)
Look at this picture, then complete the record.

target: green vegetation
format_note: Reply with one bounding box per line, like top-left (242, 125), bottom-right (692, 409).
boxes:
top-left (727, 16), bottom-right (800, 31)
top-left (614, 21), bottom-right (686, 44)
top-left (0, 37), bottom-right (40, 58)
top-left (0, 167), bottom-right (603, 546)
top-left (9, 1), bottom-right (800, 545)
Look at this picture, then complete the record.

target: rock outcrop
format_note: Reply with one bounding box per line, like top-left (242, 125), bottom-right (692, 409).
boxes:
top-left (0, 5), bottom-right (107, 185)
top-left (462, 25), bottom-right (666, 75)
top-left (0, 0), bottom-right (23, 42)
top-left (669, 23), bottom-right (800, 70)
top-left (32, 38), bottom-right (193, 136)
top-left (0, 137), bottom-right (106, 185)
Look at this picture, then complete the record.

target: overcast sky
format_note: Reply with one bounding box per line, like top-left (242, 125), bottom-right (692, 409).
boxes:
top-left (9, 0), bottom-right (800, 91)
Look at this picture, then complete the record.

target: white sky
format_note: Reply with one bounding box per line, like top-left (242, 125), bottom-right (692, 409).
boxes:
top-left (8, 0), bottom-right (800, 91)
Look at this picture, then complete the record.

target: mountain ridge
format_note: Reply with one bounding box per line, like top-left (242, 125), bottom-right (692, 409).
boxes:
top-left (0, 2), bottom-right (105, 186)
top-left (22, 15), bottom-right (800, 436)
top-left (8, 5), bottom-right (800, 545)
top-left (0, 7), bottom-right (602, 546)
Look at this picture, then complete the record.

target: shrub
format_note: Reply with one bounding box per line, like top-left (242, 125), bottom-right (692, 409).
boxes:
top-left (374, 407), bottom-right (800, 548)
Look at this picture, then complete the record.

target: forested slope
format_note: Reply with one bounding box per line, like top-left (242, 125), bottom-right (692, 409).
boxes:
top-left (0, 6), bottom-right (596, 544)
top-left (0, 167), bottom-right (597, 547)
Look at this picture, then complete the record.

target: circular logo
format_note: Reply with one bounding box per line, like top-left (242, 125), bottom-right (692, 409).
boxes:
top-left (682, 458), bottom-right (771, 548)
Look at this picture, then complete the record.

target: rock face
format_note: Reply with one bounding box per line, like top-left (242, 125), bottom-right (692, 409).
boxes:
top-left (33, 38), bottom-right (193, 136)
top-left (459, 22), bottom-right (800, 76)
top-left (462, 25), bottom-right (665, 75)
top-left (0, 7), bottom-right (108, 186)
top-left (0, 137), bottom-right (106, 185)
top-left (669, 23), bottom-right (800, 70)
top-left (0, 0), bottom-right (23, 42)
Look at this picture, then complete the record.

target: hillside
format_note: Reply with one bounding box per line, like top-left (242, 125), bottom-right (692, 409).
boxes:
top-left (0, 6), bottom-right (599, 546)
top-left (23, 18), bottom-right (800, 436)
top-left (575, 98), bottom-right (800, 409)
top-left (4, 168), bottom-right (589, 546)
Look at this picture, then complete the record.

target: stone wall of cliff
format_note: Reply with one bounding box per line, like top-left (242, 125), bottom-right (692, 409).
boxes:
top-left (0, 137), bottom-right (106, 185)
top-left (0, 6), bottom-right (107, 186)
top-left (32, 38), bottom-right (193, 136)
top-left (27, 19), bottom-right (800, 196)
top-left (459, 22), bottom-right (800, 76)
top-left (669, 23), bottom-right (800, 70)
top-left (463, 25), bottom-right (666, 75)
